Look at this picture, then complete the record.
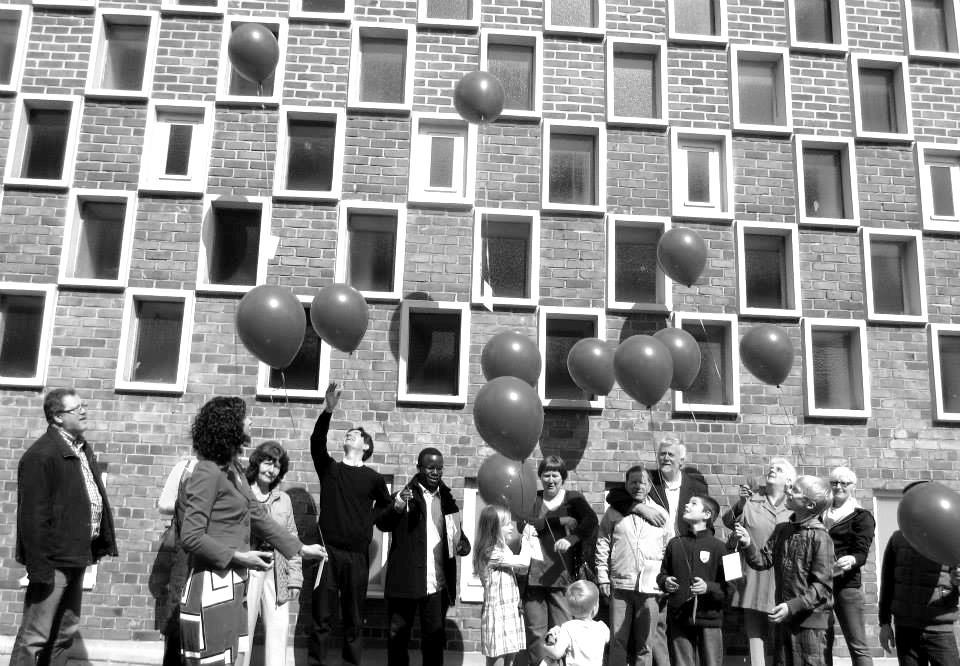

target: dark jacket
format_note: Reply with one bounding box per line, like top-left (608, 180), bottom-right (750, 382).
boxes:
top-left (521, 489), bottom-right (599, 588)
top-left (878, 530), bottom-right (959, 631)
top-left (826, 507), bottom-right (875, 590)
top-left (607, 467), bottom-right (708, 537)
top-left (16, 426), bottom-right (118, 583)
top-left (743, 513), bottom-right (834, 629)
top-left (657, 530), bottom-right (728, 627)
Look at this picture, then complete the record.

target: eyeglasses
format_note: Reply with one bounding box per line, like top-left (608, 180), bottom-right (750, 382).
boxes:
top-left (830, 481), bottom-right (855, 487)
top-left (57, 403), bottom-right (87, 415)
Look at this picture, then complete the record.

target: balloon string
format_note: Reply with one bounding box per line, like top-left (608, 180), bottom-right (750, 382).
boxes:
top-left (777, 385), bottom-right (804, 474)
top-left (353, 351), bottom-right (392, 445)
top-left (279, 370), bottom-right (297, 431)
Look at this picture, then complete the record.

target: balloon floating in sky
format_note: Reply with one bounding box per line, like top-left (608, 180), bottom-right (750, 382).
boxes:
top-left (236, 285), bottom-right (305, 369)
top-left (454, 71), bottom-right (506, 124)
top-left (228, 23), bottom-right (280, 85)
top-left (657, 227), bottom-right (708, 287)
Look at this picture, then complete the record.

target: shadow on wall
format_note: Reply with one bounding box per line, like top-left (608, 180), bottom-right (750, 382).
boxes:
top-left (539, 410), bottom-right (591, 471)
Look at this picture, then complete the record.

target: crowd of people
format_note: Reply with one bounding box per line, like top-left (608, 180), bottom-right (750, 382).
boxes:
top-left (10, 386), bottom-right (960, 666)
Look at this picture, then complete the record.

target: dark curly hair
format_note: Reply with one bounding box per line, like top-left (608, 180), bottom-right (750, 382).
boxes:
top-left (246, 440), bottom-right (289, 490)
top-left (191, 396), bottom-right (248, 466)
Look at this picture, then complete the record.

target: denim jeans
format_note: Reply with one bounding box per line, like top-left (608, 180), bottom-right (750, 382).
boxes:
top-left (609, 590), bottom-right (668, 666)
top-left (9, 567), bottom-right (85, 666)
top-left (894, 625), bottom-right (960, 666)
top-left (774, 625), bottom-right (827, 666)
top-left (827, 586), bottom-right (874, 666)
top-left (668, 623), bottom-right (723, 666)
top-left (524, 586), bottom-right (572, 665)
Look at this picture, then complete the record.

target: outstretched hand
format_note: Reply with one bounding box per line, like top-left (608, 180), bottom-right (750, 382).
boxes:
top-left (324, 382), bottom-right (342, 413)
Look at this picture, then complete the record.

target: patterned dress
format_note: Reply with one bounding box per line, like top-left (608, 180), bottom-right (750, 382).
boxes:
top-left (481, 541), bottom-right (531, 657)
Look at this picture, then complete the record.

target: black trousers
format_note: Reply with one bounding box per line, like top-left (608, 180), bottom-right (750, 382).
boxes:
top-left (309, 546), bottom-right (370, 666)
top-left (386, 591), bottom-right (449, 666)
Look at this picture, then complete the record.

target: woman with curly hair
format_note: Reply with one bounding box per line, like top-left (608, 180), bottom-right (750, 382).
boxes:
top-left (177, 397), bottom-right (325, 666)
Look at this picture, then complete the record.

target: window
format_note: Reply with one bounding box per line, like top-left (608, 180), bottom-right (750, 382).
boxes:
top-left (139, 101), bottom-right (213, 195)
top-left (802, 318), bottom-right (870, 418)
top-left (794, 135), bottom-right (859, 227)
top-left (861, 228), bottom-right (927, 324)
top-left (116, 288), bottom-right (195, 394)
top-left (33, 0), bottom-right (95, 9)
top-left (672, 312), bottom-right (740, 415)
top-left (218, 19), bottom-right (286, 105)
top-left (917, 142), bottom-right (960, 232)
top-left (730, 46), bottom-right (792, 133)
top-left (398, 300), bottom-right (469, 405)
top-left (335, 201), bottom-right (406, 301)
top-left (86, 10), bottom-right (158, 99)
top-left (606, 39), bottom-right (667, 127)
top-left (256, 295), bottom-right (332, 399)
top-left (408, 113), bottom-right (476, 208)
top-left (929, 324), bottom-right (960, 422)
top-left (544, 0), bottom-right (605, 37)
top-left (542, 120), bottom-right (606, 214)
top-left (196, 196), bottom-right (271, 294)
top-left (481, 30), bottom-right (542, 119)
top-left (607, 215), bottom-right (672, 312)
top-left (417, 0), bottom-right (479, 29)
top-left (905, 0), bottom-right (960, 58)
top-left (348, 23), bottom-right (415, 113)
top-left (735, 221), bottom-right (801, 318)
top-left (4, 95), bottom-right (82, 190)
top-left (787, 0), bottom-right (847, 51)
top-left (537, 306), bottom-right (605, 410)
top-left (58, 190), bottom-right (135, 289)
top-left (0, 283), bottom-right (56, 388)
top-left (670, 128), bottom-right (733, 221)
top-left (0, 5), bottom-right (30, 94)
top-left (472, 208), bottom-right (540, 309)
top-left (160, 0), bottom-right (226, 15)
top-left (669, 0), bottom-right (727, 43)
top-left (850, 54), bottom-right (913, 142)
top-left (289, 0), bottom-right (352, 22)
top-left (273, 107), bottom-right (345, 200)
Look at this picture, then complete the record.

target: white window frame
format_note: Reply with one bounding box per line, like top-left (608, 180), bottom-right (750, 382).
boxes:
top-left (480, 30), bottom-right (543, 121)
top-left (801, 317), bottom-right (871, 419)
top-left (417, 0), bottom-right (479, 30)
top-left (115, 287), bottom-right (195, 395)
top-left (606, 215), bottom-right (672, 313)
top-left (672, 311), bottom-right (741, 416)
top-left (735, 221), bottom-right (801, 319)
top-left (794, 135), bottom-right (860, 227)
top-left (398, 300), bottom-right (470, 405)
top-left (730, 45), bottom-right (793, 134)
top-left (138, 100), bottom-right (213, 195)
top-left (0, 282), bottom-right (56, 389)
top-left (917, 142), bottom-right (960, 232)
top-left (85, 9), bottom-right (159, 100)
top-left (348, 22), bottom-right (415, 115)
top-left (256, 294), bottom-right (332, 399)
top-left (58, 189), bottom-right (136, 290)
top-left (160, 0), bottom-right (226, 16)
top-left (273, 106), bottom-right (345, 201)
top-left (408, 112), bottom-right (477, 208)
top-left (335, 200), bottom-right (406, 302)
top-left (196, 195), bottom-right (272, 295)
top-left (668, 0), bottom-right (728, 45)
top-left (32, 0), bottom-right (95, 10)
top-left (929, 323), bottom-right (960, 422)
top-left (786, 0), bottom-right (848, 53)
top-left (605, 38), bottom-right (668, 128)
top-left (670, 127), bottom-right (733, 221)
top-left (541, 120), bottom-right (606, 215)
top-left (860, 228), bottom-right (927, 325)
top-left (543, 0), bottom-right (605, 37)
top-left (459, 483), bottom-right (493, 603)
top-left (289, 0), bottom-right (353, 23)
top-left (4, 94), bottom-right (83, 191)
top-left (537, 306), bottom-right (606, 411)
top-left (904, 0), bottom-right (960, 61)
top-left (850, 54), bottom-right (913, 143)
top-left (217, 17), bottom-right (287, 107)
top-left (0, 5), bottom-right (31, 95)
top-left (472, 207), bottom-right (540, 309)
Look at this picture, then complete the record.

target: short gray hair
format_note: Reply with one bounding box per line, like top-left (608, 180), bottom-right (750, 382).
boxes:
top-left (769, 457), bottom-right (797, 485)
top-left (657, 435), bottom-right (686, 459)
top-left (829, 466), bottom-right (857, 485)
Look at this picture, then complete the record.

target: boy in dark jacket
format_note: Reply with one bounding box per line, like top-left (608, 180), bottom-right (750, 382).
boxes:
top-left (734, 475), bottom-right (834, 666)
top-left (657, 495), bottom-right (728, 666)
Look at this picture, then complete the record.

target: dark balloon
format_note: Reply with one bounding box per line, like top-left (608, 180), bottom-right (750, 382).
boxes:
top-left (613, 335), bottom-right (673, 408)
top-left (236, 285), bottom-right (305, 369)
top-left (898, 482), bottom-right (960, 564)
top-left (481, 330), bottom-right (541, 386)
top-left (740, 325), bottom-right (794, 387)
top-left (474, 376), bottom-right (544, 461)
top-left (656, 227), bottom-right (708, 287)
top-left (654, 327), bottom-right (702, 391)
top-left (566, 338), bottom-right (615, 396)
top-left (309, 284), bottom-right (369, 353)
top-left (454, 71), bottom-right (506, 124)
top-left (228, 23), bottom-right (280, 85)
top-left (478, 453), bottom-right (539, 520)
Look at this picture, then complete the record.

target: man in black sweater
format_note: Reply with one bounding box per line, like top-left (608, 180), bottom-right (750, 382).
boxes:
top-left (309, 383), bottom-right (393, 666)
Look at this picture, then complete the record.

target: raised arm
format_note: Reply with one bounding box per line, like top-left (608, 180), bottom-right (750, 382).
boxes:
top-left (311, 383), bottom-right (341, 478)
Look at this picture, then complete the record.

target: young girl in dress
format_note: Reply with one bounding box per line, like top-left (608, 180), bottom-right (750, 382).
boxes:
top-left (474, 504), bottom-right (533, 666)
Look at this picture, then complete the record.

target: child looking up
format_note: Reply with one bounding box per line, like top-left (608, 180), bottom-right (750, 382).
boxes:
top-left (543, 580), bottom-right (609, 666)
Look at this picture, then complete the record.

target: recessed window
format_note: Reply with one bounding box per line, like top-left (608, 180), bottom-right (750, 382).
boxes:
top-left (544, 0), bottom-right (604, 36)
top-left (472, 208), bottom-right (540, 309)
top-left (408, 114), bottom-right (476, 208)
top-left (0, 283), bottom-right (56, 388)
top-left (289, 0), bottom-right (352, 21)
top-left (0, 6), bottom-right (30, 94)
top-left (160, 0), bottom-right (226, 15)
top-left (257, 296), bottom-right (331, 399)
top-left (4, 94), bottom-right (82, 190)
top-left (851, 54), bottom-right (913, 142)
top-left (607, 215), bottom-right (671, 312)
top-left (274, 107), bottom-right (345, 200)
top-left (794, 136), bottom-right (859, 227)
top-left (861, 228), bottom-right (927, 324)
top-left (673, 312), bottom-right (740, 415)
top-left (606, 39), bottom-right (667, 127)
top-left (802, 318), bottom-right (870, 418)
top-left (929, 324), bottom-right (960, 422)
top-left (348, 23), bottom-right (415, 113)
top-left (537, 306), bottom-right (605, 410)
top-left (730, 46), bottom-right (791, 133)
top-left (335, 202), bottom-right (406, 301)
top-left (139, 101), bottom-right (213, 195)
top-left (218, 19), bottom-right (286, 104)
top-left (86, 10), bottom-right (157, 98)
top-left (670, 128), bottom-right (733, 220)
top-left (398, 301), bottom-right (470, 405)
top-left (735, 221), bottom-right (801, 318)
top-left (917, 142), bottom-right (960, 232)
top-left (905, 0), bottom-right (960, 57)
top-left (58, 190), bottom-right (135, 289)
top-left (417, 0), bottom-right (479, 28)
top-left (669, 0), bottom-right (727, 42)
top-left (197, 197), bottom-right (270, 293)
top-left (481, 30), bottom-right (542, 119)
top-left (787, 0), bottom-right (847, 51)
top-left (116, 288), bottom-right (195, 394)
top-left (542, 121), bottom-right (606, 214)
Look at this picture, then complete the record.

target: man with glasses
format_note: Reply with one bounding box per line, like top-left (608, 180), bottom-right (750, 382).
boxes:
top-left (11, 389), bottom-right (118, 666)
